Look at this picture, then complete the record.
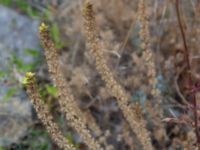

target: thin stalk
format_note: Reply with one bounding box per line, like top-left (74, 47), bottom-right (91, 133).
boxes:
top-left (175, 0), bottom-right (200, 149)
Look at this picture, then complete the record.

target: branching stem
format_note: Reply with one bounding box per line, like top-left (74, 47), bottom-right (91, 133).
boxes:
top-left (175, 0), bottom-right (200, 149)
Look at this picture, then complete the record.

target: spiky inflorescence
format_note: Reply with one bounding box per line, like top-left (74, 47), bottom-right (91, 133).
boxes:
top-left (39, 23), bottom-right (103, 150)
top-left (23, 72), bottom-right (76, 150)
top-left (138, 0), bottom-right (163, 118)
top-left (83, 1), bottom-right (153, 150)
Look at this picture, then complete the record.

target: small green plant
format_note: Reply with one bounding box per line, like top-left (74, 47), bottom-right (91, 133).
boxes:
top-left (46, 85), bottom-right (58, 97)
top-left (3, 87), bottom-right (18, 101)
top-left (28, 129), bottom-right (51, 150)
top-left (0, 0), bottom-right (40, 18)
top-left (0, 0), bottom-right (12, 7)
top-left (50, 23), bottom-right (64, 49)
top-left (0, 147), bottom-right (5, 150)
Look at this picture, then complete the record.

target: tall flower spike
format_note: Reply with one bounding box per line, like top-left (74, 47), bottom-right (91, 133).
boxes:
top-left (138, 0), bottom-right (163, 118)
top-left (23, 72), bottom-right (76, 150)
top-left (39, 23), bottom-right (103, 150)
top-left (83, 1), bottom-right (153, 150)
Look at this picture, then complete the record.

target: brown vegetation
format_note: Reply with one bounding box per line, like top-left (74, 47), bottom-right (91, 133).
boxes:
top-left (24, 0), bottom-right (200, 149)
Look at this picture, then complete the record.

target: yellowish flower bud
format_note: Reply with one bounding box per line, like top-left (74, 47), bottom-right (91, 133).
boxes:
top-left (39, 23), bottom-right (48, 32)
top-left (23, 72), bottom-right (35, 85)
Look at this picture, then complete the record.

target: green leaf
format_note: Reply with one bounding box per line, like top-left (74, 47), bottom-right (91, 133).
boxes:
top-left (27, 7), bottom-right (40, 18)
top-left (10, 49), bottom-right (41, 72)
top-left (0, 0), bottom-right (40, 18)
top-left (25, 48), bottom-right (40, 57)
top-left (15, 0), bottom-right (29, 12)
top-left (66, 133), bottom-right (74, 145)
top-left (0, 0), bottom-right (12, 7)
top-left (4, 87), bottom-right (18, 101)
top-left (23, 65), bottom-right (33, 72)
top-left (0, 147), bottom-right (5, 150)
top-left (50, 23), bottom-right (63, 49)
top-left (42, 8), bottom-right (53, 20)
top-left (66, 133), bottom-right (80, 148)
top-left (26, 128), bottom-right (51, 150)
top-left (46, 85), bottom-right (58, 97)
top-left (0, 71), bottom-right (6, 79)
top-left (11, 53), bottom-right (23, 68)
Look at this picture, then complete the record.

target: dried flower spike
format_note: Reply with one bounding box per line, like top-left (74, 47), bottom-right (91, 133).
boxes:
top-left (24, 72), bottom-right (76, 150)
top-left (39, 22), bottom-right (104, 150)
top-left (83, 1), bottom-right (153, 150)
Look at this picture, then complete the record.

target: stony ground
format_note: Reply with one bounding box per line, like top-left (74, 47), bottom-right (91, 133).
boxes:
top-left (0, 5), bottom-right (40, 147)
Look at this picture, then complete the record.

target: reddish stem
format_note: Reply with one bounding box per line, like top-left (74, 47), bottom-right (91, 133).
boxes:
top-left (175, 0), bottom-right (200, 148)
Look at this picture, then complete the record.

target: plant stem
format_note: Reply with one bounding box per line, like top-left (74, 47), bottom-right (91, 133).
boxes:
top-left (175, 0), bottom-right (200, 149)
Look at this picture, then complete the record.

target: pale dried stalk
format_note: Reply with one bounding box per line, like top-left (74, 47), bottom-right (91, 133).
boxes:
top-left (138, 0), bottom-right (163, 118)
top-left (84, 110), bottom-right (102, 136)
top-left (83, 1), bottom-right (153, 150)
top-left (25, 74), bottom-right (76, 150)
top-left (39, 27), bottom-right (103, 150)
